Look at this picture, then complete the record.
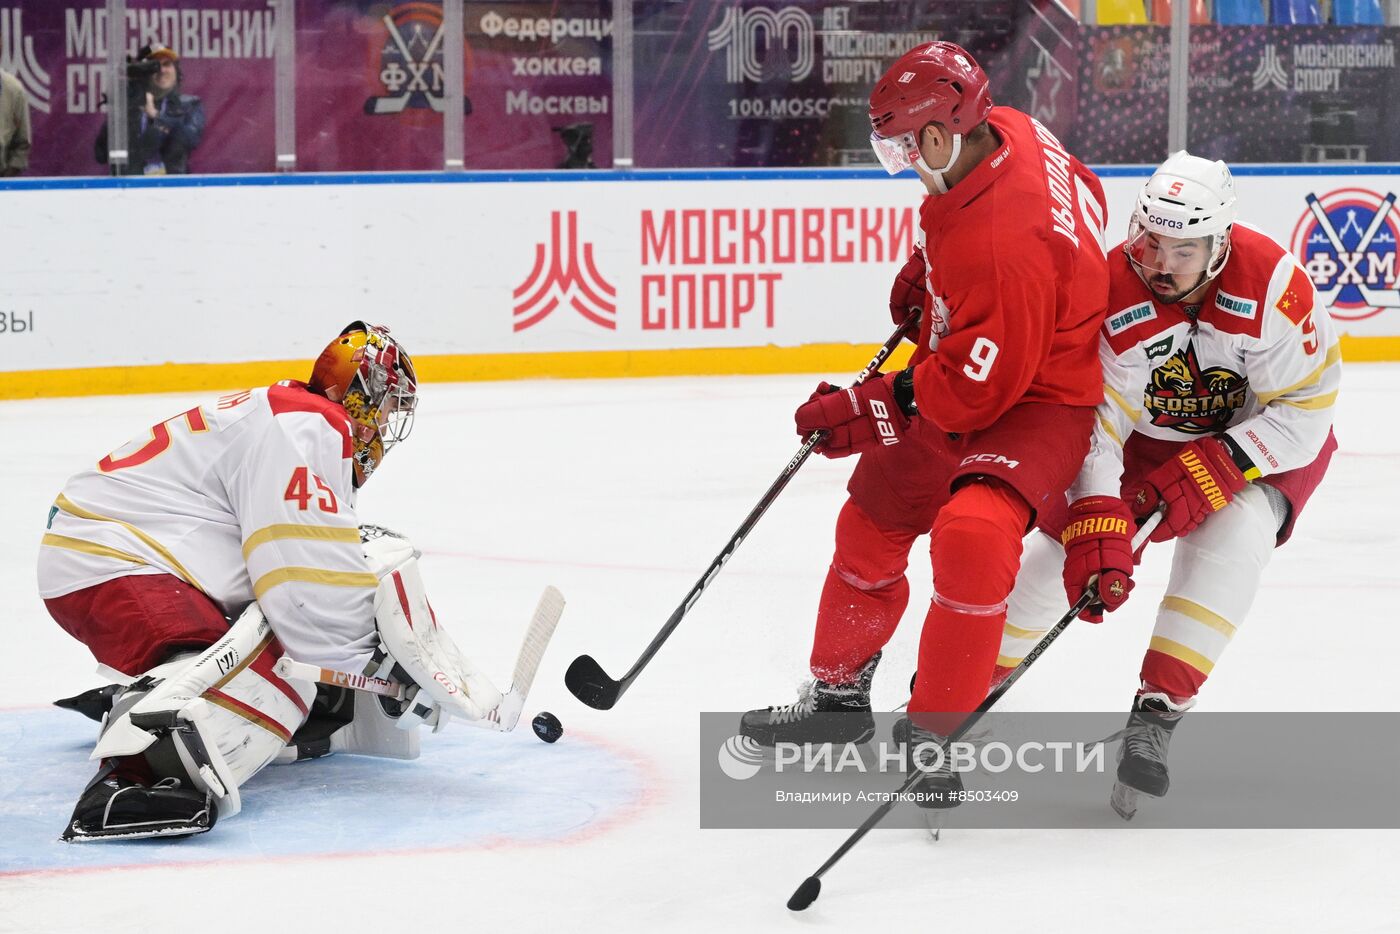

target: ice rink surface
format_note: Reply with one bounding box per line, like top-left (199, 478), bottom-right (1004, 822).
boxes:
top-left (2, 365), bottom-right (1397, 934)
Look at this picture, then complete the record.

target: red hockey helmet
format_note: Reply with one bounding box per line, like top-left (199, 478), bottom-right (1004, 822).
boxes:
top-left (868, 42), bottom-right (993, 180)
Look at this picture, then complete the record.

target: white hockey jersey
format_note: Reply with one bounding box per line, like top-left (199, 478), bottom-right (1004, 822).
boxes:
top-left (1072, 223), bottom-right (1341, 500)
top-left (38, 382), bottom-right (380, 673)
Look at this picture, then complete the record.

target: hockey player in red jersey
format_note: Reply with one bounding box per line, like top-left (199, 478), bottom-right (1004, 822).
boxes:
top-left (995, 153), bottom-right (1340, 807)
top-left (740, 42), bottom-right (1111, 803)
top-left (40, 323), bottom-right (508, 841)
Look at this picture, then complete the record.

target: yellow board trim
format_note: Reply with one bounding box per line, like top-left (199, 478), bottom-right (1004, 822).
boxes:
top-left (0, 343), bottom-right (918, 400)
top-left (252, 566), bottom-right (379, 600)
top-left (996, 655), bottom-right (1023, 669)
top-left (40, 533), bottom-right (148, 566)
top-left (242, 524), bottom-right (362, 562)
top-left (1160, 596), bottom-right (1238, 639)
top-left (1147, 635), bottom-right (1216, 676)
top-left (54, 494), bottom-right (205, 593)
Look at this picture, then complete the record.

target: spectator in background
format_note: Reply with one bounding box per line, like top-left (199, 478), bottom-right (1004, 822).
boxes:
top-left (0, 69), bottom-right (31, 177)
top-left (95, 44), bottom-right (206, 175)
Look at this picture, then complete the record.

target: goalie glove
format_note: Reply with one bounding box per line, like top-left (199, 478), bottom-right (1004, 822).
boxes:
top-left (361, 528), bottom-right (503, 725)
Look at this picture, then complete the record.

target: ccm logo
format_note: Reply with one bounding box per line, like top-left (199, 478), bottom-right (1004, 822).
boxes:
top-left (433, 671), bottom-right (459, 695)
top-left (1148, 213), bottom-right (1184, 230)
top-left (960, 453), bottom-right (1020, 469)
top-left (870, 400), bottom-right (900, 446)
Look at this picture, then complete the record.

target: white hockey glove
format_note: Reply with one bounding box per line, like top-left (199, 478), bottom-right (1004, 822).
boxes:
top-left (361, 527), bottom-right (503, 726)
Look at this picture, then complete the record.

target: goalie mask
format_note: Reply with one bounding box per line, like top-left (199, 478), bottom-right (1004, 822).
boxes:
top-left (309, 322), bottom-right (417, 487)
top-left (1126, 151), bottom-right (1237, 304)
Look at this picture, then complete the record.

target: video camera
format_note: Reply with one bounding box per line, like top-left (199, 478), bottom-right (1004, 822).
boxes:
top-left (126, 58), bottom-right (161, 81)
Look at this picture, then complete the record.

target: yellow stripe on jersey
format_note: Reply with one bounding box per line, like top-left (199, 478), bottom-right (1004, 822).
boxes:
top-left (1002, 621), bottom-right (1049, 641)
top-left (1276, 390), bottom-right (1339, 411)
top-left (1104, 384), bottom-right (1142, 421)
top-left (242, 524), bottom-right (362, 562)
top-left (54, 494), bottom-right (206, 593)
top-left (252, 566), bottom-right (378, 600)
top-left (1097, 413), bottom-right (1124, 447)
top-left (1254, 343), bottom-right (1342, 405)
top-left (1148, 635), bottom-right (1216, 676)
top-left (40, 533), bottom-right (148, 566)
top-left (1160, 596), bottom-right (1238, 639)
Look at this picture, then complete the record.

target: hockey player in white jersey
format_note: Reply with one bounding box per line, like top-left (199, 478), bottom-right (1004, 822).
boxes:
top-left (39, 322), bottom-right (506, 841)
top-left (994, 153), bottom-right (1339, 805)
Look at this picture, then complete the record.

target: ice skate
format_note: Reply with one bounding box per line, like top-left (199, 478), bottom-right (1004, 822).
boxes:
top-left (739, 653), bottom-right (879, 746)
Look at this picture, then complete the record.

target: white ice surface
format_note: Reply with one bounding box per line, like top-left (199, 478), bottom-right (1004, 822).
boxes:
top-left (1, 367), bottom-right (1397, 933)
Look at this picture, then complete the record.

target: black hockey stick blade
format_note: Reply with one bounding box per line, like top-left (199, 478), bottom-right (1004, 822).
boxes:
top-left (564, 654), bottom-right (624, 710)
top-left (787, 876), bottom-right (821, 911)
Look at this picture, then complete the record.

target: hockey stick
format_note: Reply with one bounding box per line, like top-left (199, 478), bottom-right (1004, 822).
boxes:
top-left (565, 318), bottom-right (919, 710)
top-left (787, 511), bottom-right (1163, 912)
top-left (273, 585), bottom-right (565, 732)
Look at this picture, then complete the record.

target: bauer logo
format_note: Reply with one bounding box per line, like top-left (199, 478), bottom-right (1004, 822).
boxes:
top-left (513, 211), bottom-right (617, 331)
top-left (717, 735), bottom-right (766, 780)
top-left (1291, 188), bottom-right (1400, 322)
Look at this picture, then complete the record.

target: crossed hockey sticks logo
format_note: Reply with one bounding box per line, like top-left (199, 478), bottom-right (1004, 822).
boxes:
top-left (1304, 191), bottom-right (1400, 310)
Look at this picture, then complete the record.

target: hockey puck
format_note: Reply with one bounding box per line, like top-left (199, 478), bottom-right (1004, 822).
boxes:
top-left (532, 711), bottom-right (563, 744)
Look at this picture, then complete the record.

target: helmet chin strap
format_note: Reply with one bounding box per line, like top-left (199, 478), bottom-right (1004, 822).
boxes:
top-left (913, 132), bottom-right (963, 194)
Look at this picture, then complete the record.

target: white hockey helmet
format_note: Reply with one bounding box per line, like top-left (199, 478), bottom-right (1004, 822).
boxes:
top-left (1126, 151), bottom-right (1237, 282)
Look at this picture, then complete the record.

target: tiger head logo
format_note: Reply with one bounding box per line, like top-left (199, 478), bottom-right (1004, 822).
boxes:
top-left (1144, 343), bottom-right (1248, 435)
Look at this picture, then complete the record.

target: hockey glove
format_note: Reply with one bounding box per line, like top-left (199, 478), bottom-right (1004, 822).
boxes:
top-left (795, 372), bottom-right (909, 459)
top-left (889, 248), bottom-right (927, 336)
top-left (1060, 496), bottom-right (1137, 623)
top-left (1127, 437), bottom-right (1247, 541)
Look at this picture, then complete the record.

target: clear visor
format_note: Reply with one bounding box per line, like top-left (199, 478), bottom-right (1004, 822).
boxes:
top-left (1125, 221), bottom-right (1215, 277)
top-left (869, 130), bottom-right (918, 176)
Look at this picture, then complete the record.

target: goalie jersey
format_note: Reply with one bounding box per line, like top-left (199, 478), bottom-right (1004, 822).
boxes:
top-left (1072, 223), bottom-right (1341, 500)
top-left (38, 381), bottom-right (380, 673)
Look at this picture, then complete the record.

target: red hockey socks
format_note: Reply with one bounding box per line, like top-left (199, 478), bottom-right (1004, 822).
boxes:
top-left (910, 481), bottom-right (1029, 733)
top-left (809, 500), bottom-right (917, 683)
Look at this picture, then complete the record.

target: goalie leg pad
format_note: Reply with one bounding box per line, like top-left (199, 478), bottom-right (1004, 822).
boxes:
top-left (89, 603), bottom-right (314, 821)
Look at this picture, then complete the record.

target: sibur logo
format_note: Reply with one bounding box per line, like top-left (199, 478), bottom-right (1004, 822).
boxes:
top-left (1292, 189), bottom-right (1400, 321)
top-left (513, 212), bottom-right (618, 331)
top-left (717, 735), bottom-right (766, 780)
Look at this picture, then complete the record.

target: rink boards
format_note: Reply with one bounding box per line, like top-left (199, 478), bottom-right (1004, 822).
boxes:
top-left (2, 165), bottom-right (1399, 398)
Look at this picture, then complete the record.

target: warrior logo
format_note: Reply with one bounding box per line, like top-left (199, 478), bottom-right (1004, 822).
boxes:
top-left (364, 3), bottom-right (471, 115)
top-left (513, 212), bottom-right (617, 331)
top-left (0, 8), bottom-right (51, 114)
top-left (1291, 188), bottom-right (1400, 321)
top-left (1145, 342), bottom-right (1248, 435)
top-left (706, 5), bottom-right (814, 84)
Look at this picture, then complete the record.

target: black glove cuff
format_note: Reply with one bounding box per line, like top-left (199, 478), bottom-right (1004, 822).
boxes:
top-left (892, 367), bottom-right (918, 417)
top-left (1216, 433), bottom-right (1260, 480)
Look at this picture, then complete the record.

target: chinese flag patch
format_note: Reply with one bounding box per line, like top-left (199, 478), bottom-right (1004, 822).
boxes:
top-left (1275, 265), bottom-right (1314, 326)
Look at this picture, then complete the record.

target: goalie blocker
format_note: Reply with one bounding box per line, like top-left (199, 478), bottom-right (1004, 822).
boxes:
top-left (56, 528), bottom-right (527, 842)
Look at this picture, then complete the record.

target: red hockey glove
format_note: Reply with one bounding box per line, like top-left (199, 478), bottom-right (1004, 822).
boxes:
top-left (1060, 496), bottom-right (1136, 623)
top-left (1126, 437), bottom-right (1248, 541)
top-left (888, 249), bottom-right (927, 335)
top-left (794, 373), bottom-right (909, 459)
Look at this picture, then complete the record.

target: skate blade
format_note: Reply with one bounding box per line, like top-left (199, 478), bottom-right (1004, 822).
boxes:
top-left (61, 821), bottom-right (213, 843)
top-left (1110, 781), bottom-right (1140, 821)
top-left (922, 809), bottom-right (943, 842)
